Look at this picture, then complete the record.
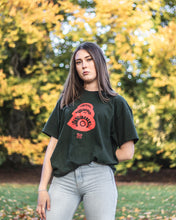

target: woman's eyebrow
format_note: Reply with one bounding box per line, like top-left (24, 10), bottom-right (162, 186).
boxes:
top-left (75, 55), bottom-right (92, 61)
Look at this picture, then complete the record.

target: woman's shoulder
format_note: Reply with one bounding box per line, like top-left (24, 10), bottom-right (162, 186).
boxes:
top-left (110, 94), bottom-right (132, 118)
top-left (111, 94), bottom-right (128, 105)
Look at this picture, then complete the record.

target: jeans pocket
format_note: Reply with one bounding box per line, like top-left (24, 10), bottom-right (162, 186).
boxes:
top-left (106, 165), bottom-right (115, 182)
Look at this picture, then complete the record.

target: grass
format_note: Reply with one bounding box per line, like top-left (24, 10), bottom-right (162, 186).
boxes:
top-left (0, 183), bottom-right (176, 220)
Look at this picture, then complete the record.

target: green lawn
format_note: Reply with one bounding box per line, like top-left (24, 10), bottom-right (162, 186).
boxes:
top-left (0, 183), bottom-right (176, 219)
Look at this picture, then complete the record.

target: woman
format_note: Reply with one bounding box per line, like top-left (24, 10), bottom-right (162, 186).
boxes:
top-left (36, 42), bottom-right (139, 220)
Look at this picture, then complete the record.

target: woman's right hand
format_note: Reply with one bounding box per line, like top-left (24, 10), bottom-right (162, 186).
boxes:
top-left (36, 137), bottom-right (57, 219)
top-left (36, 191), bottom-right (50, 220)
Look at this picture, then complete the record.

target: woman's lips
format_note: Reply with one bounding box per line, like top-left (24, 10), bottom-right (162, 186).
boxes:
top-left (83, 71), bottom-right (89, 75)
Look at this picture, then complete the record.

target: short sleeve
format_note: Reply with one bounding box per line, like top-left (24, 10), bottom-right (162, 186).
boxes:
top-left (42, 98), bottom-right (62, 139)
top-left (112, 95), bottom-right (139, 147)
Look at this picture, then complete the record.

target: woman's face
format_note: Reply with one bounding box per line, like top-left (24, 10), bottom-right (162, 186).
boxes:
top-left (75, 49), bottom-right (98, 89)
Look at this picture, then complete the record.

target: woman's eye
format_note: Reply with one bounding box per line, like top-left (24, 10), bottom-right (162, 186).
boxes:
top-left (87, 58), bottom-right (93, 62)
top-left (76, 61), bottom-right (81, 65)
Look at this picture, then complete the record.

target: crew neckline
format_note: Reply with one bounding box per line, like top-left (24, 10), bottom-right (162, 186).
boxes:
top-left (83, 89), bottom-right (99, 93)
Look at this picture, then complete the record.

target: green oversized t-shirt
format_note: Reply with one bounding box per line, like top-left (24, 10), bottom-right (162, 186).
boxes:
top-left (42, 90), bottom-right (139, 177)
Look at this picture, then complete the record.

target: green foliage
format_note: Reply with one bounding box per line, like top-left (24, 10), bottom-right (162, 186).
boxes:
top-left (0, 146), bottom-right (7, 166)
top-left (0, 0), bottom-right (175, 173)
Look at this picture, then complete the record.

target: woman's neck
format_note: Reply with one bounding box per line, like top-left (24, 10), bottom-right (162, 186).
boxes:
top-left (84, 82), bottom-right (99, 91)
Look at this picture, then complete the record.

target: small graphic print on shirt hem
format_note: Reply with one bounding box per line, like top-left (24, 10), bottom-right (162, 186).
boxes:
top-left (76, 133), bottom-right (83, 139)
top-left (67, 103), bottom-right (96, 132)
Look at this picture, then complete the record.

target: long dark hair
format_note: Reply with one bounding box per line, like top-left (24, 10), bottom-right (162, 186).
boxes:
top-left (60, 42), bottom-right (117, 108)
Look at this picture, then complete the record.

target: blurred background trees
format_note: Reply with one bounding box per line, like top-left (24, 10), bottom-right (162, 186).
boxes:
top-left (0, 0), bottom-right (175, 173)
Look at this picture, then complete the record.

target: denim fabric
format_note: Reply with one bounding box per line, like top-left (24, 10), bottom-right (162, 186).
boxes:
top-left (46, 162), bottom-right (118, 220)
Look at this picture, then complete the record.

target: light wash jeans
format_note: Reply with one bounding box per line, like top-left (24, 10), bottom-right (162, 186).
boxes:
top-left (46, 162), bottom-right (118, 220)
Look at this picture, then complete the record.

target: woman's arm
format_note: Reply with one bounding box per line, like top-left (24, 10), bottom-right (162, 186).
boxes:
top-left (115, 140), bottom-right (135, 162)
top-left (36, 136), bottom-right (58, 220)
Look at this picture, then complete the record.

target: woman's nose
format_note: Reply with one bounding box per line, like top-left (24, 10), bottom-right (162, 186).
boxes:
top-left (82, 61), bottom-right (87, 68)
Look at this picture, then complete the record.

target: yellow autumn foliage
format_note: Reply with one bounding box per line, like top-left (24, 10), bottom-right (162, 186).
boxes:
top-left (0, 135), bottom-right (49, 164)
top-left (0, 0), bottom-right (175, 172)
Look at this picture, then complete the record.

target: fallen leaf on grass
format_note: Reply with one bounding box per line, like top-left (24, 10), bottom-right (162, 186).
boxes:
top-left (134, 208), bottom-right (140, 213)
top-left (122, 207), bottom-right (126, 212)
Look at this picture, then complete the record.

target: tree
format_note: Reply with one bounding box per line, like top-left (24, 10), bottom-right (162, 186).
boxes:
top-left (0, 0), bottom-right (175, 172)
top-left (62, 0), bottom-right (176, 172)
top-left (0, 0), bottom-right (70, 165)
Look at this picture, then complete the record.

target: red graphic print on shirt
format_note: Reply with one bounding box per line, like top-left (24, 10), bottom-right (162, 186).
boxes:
top-left (76, 133), bottom-right (83, 139)
top-left (67, 103), bottom-right (96, 132)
